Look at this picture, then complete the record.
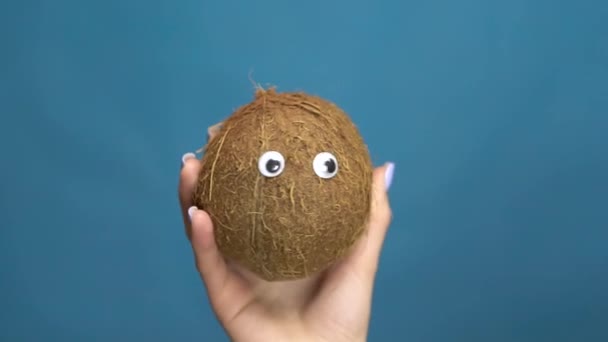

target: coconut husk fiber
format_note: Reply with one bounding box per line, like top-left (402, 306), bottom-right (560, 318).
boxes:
top-left (193, 87), bottom-right (372, 281)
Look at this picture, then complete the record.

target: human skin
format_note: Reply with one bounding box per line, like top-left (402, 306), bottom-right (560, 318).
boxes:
top-left (178, 123), bottom-right (394, 342)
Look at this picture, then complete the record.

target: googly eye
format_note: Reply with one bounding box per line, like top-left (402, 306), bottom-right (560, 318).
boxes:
top-left (313, 152), bottom-right (339, 179)
top-left (258, 151), bottom-right (285, 177)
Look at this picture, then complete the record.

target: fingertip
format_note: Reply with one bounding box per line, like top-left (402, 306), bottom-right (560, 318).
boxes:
top-left (180, 155), bottom-right (201, 177)
top-left (178, 155), bottom-right (202, 210)
top-left (181, 152), bottom-right (196, 168)
top-left (370, 163), bottom-right (393, 225)
top-left (372, 162), bottom-right (395, 192)
top-left (207, 122), bottom-right (224, 142)
top-left (190, 208), bottom-right (215, 250)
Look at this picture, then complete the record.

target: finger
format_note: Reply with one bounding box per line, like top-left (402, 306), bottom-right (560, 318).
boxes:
top-left (179, 152), bottom-right (201, 240)
top-left (189, 207), bottom-right (230, 292)
top-left (315, 163), bottom-right (394, 293)
top-left (196, 121), bottom-right (225, 154)
top-left (368, 162), bottom-right (394, 253)
top-left (350, 162), bottom-right (395, 277)
top-left (188, 207), bottom-right (254, 322)
top-left (306, 162), bottom-right (393, 327)
top-left (207, 121), bottom-right (224, 141)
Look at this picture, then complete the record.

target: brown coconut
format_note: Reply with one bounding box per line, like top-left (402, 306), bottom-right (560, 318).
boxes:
top-left (193, 88), bottom-right (372, 281)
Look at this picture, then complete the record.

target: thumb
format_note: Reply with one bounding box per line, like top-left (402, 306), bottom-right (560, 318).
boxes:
top-left (354, 162), bottom-right (395, 276)
top-left (312, 162), bottom-right (395, 306)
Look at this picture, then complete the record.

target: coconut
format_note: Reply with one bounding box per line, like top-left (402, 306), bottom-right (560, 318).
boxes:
top-left (193, 87), bottom-right (372, 281)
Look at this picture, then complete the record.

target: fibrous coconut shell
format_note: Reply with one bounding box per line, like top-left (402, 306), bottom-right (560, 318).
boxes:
top-left (193, 88), bottom-right (372, 281)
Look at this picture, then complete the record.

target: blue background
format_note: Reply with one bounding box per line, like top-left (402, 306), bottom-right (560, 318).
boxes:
top-left (1, 0), bottom-right (607, 341)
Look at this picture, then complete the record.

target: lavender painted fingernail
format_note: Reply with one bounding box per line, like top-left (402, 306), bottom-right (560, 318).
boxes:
top-left (188, 206), bottom-right (198, 221)
top-left (385, 162), bottom-right (395, 191)
top-left (181, 152), bottom-right (196, 167)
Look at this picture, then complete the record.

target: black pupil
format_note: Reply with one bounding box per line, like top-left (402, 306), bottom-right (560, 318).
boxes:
top-left (266, 159), bottom-right (281, 173)
top-left (324, 159), bottom-right (336, 173)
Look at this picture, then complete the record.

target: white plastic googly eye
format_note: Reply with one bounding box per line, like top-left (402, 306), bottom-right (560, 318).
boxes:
top-left (313, 152), bottom-right (339, 179)
top-left (258, 151), bottom-right (285, 177)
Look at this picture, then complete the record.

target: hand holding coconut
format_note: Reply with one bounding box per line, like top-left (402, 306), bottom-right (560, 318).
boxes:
top-left (178, 88), bottom-right (394, 342)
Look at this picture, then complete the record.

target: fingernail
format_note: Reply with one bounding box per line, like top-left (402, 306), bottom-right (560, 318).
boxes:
top-left (188, 206), bottom-right (198, 221)
top-left (385, 162), bottom-right (395, 191)
top-left (181, 152), bottom-right (196, 168)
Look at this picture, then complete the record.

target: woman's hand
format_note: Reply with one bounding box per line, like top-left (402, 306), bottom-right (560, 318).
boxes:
top-left (178, 123), bottom-right (394, 342)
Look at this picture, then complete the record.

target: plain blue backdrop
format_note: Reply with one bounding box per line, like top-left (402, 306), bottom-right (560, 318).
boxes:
top-left (1, 0), bottom-right (607, 341)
